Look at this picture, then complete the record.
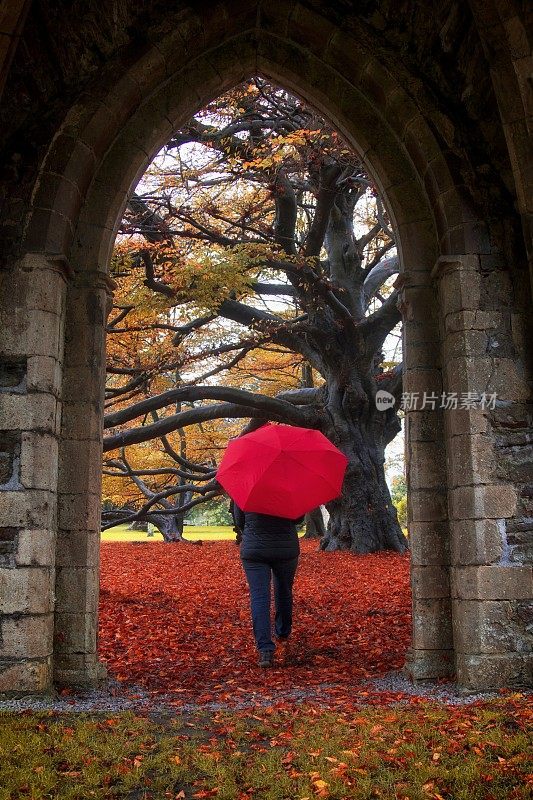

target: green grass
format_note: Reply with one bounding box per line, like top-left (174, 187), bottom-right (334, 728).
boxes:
top-left (0, 699), bottom-right (530, 799)
top-left (101, 524), bottom-right (236, 542)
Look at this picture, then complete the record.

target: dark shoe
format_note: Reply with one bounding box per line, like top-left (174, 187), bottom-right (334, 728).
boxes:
top-left (258, 650), bottom-right (274, 668)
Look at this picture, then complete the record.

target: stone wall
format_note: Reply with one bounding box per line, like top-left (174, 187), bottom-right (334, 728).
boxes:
top-left (0, 254), bottom-right (66, 691)
top-left (435, 254), bottom-right (532, 688)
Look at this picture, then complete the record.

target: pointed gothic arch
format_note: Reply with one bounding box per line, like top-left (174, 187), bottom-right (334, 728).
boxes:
top-left (0, 2), bottom-right (530, 693)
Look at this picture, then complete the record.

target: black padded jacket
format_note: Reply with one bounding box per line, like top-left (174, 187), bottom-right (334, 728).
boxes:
top-left (231, 502), bottom-right (302, 561)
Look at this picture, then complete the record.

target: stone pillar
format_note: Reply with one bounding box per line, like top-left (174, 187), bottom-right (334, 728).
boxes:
top-left (0, 254), bottom-right (67, 692)
top-left (434, 255), bottom-right (532, 690)
top-left (400, 267), bottom-right (454, 681)
top-left (53, 269), bottom-right (111, 687)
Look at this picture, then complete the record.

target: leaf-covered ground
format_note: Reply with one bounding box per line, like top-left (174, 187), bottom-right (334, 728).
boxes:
top-left (99, 541), bottom-right (412, 707)
top-left (1, 542), bottom-right (531, 799)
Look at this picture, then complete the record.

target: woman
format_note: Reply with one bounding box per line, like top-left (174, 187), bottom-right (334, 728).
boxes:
top-left (231, 500), bottom-right (303, 668)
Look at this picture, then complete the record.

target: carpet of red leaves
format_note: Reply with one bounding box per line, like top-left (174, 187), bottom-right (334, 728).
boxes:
top-left (99, 541), bottom-right (412, 708)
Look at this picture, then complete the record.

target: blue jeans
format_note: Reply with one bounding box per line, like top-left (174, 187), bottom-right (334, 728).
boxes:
top-left (241, 557), bottom-right (299, 652)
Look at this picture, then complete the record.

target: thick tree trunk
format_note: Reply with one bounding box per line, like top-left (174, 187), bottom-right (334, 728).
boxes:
top-left (304, 507), bottom-right (326, 539)
top-left (320, 405), bottom-right (407, 554)
top-left (149, 513), bottom-right (186, 542)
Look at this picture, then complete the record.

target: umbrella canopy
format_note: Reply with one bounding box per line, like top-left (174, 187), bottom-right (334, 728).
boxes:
top-left (216, 423), bottom-right (349, 519)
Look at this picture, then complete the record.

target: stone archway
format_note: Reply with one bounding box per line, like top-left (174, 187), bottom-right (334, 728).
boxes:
top-left (0, 1), bottom-right (531, 694)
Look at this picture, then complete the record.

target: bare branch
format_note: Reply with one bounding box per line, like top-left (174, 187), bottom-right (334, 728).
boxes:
top-left (103, 398), bottom-right (315, 451)
top-left (363, 255), bottom-right (399, 306)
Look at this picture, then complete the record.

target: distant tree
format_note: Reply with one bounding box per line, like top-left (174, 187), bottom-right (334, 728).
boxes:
top-left (395, 495), bottom-right (407, 529)
top-left (390, 474), bottom-right (407, 506)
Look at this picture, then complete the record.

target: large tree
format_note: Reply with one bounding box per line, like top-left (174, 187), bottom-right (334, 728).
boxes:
top-left (103, 79), bottom-right (406, 553)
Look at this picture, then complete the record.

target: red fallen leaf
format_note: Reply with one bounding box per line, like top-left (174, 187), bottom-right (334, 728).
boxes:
top-left (98, 541), bottom-right (412, 709)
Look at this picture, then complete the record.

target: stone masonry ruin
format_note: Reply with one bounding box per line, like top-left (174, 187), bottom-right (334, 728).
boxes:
top-left (0, 0), bottom-right (531, 693)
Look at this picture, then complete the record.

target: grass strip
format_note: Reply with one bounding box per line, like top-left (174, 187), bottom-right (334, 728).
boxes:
top-left (0, 696), bottom-right (531, 799)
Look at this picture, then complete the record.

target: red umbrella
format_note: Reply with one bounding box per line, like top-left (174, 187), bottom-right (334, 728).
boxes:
top-left (216, 423), bottom-right (349, 519)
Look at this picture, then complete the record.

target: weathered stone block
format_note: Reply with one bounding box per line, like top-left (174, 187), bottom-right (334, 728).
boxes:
top-left (53, 653), bottom-right (106, 688)
top-left (456, 652), bottom-right (532, 691)
top-left (411, 565), bottom-right (450, 598)
top-left (19, 255), bottom-right (67, 315)
top-left (0, 659), bottom-right (52, 693)
top-left (26, 355), bottom-right (62, 396)
top-left (409, 520), bottom-right (450, 566)
top-left (409, 489), bottom-right (448, 522)
top-left (398, 285), bottom-right (438, 323)
top-left (0, 393), bottom-right (58, 433)
top-left (507, 522), bottom-right (533, 565)
top-left (402, 368), bottom-right (442, 396)
top-left (444, 309), bottom-right (501, 334)
top-left (452, 565), bottom-right (533, 600)
top-left (511, 311), bottom-right (529, 355)
top-left (448, 434), bottom-right (495, 486)
top-left (406, 409), bottom-right (443, 443)
top-left (438, 266), bottom-right (481, 318)
top-left (403, 318), bottom-right (440, 346)
top-left (408, 442), bottom-right (446, 489)
top-left (487, 358), bottom-right (531, 402)
top-left (0, 567), bottom-right (54, 614)
top-left (60, 401), bottom-right (102, 440)
top-left (444, 407), bottom-right (489, 437)
top-left (0, 614), bottom-right (54, 659)
top-left (450, 518), bottom-right (504, 565)
top-left (0, 490), bottom-right (56, 530)
top-left (15, 529), bottom-right (56, 567)
top-left (20, 432), bottom-right (59, 491)
top-left (453, 599), bottom-right (533, 655)
top-left (54, 566), bottom-right (99, 615)
top-left (443, 329), bottom-right (488, 360)
top-left (61, 365), bottom-right (105, 406)
top-left (403, 339), bottom-right (441, 370)
top-left (58, 492), bottom-right (101, 532)
top-left (444, 356), bottom-right (492, 395)
top-left (287, 2), bottom-right (335, 56)
top-left (449, 484), bottom-right (517, 520)
top-left (412, 598), bottom-right (453, 649)
top-left (403, 648), bottom-right (454, 681)
top-left (55, 530), bottom-right (100, 568)
top-left (480, 270), bottom-right (512, 308)
top-left (0, 307), bottom-right (63, 359)
top-left (62, 291), bottom-right (107, 370)
top-left (58, 439), bottom-right (102, 494)
top-left (447, 355), bottom-right (530, 402)
top-left (54, 612), bottom-right (97, 653)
